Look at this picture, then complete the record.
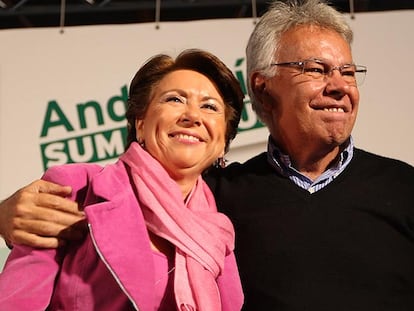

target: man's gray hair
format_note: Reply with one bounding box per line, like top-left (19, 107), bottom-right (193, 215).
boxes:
top-left (246, 0), bottom-right (353, 124)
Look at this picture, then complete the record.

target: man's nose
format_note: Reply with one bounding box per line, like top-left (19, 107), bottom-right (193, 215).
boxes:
top-left (324, 69), bottom-right (350, 98)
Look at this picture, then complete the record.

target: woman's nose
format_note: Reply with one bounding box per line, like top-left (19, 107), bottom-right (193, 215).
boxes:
top-left (179, 103), bottom-right (202, 126)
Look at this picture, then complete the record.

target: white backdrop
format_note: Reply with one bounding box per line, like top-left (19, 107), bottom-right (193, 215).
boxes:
top-left (1, 10), bottom-right (414, 268)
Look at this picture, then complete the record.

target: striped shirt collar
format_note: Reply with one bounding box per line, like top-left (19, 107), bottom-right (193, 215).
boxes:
top-left (267, 136), bottom-right (354, 193)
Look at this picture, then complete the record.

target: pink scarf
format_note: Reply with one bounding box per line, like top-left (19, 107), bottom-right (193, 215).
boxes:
top-left (120, 143), bottom-right (235, 311)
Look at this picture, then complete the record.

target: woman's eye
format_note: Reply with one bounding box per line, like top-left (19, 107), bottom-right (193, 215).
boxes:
top-left (201, 103), bottom-right (218, 112)
top-left (166, 96), bottom-right (183, 103)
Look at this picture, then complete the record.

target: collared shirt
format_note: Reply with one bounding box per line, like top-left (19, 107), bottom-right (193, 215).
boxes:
top-left (267, 136), bottom-right (354, 193)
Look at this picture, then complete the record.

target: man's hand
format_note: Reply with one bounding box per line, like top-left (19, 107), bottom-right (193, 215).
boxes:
top-left (0, 180), bottom-right (87, 248)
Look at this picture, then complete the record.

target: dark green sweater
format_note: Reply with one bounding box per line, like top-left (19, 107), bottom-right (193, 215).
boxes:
top-left (205, 148), bottom-right (414, 311)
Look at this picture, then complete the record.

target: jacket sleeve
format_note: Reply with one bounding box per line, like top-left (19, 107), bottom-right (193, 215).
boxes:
top-left (0, 164), bottom-right (102, 310)
top-left (0, 246), bottom-right (61, 310)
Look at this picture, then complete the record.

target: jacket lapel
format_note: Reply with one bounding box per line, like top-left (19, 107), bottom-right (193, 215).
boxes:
top-left (84, 160), bottom-right (156, 310)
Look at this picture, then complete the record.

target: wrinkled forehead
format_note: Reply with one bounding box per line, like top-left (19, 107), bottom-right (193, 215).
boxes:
top-left (276, 24), bottom-right (352, 62)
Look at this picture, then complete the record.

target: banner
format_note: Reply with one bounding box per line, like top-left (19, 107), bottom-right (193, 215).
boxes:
top-left (0, 18), bottom-right (269, 199)
top-left (1, 11), bottom-right (414, 266)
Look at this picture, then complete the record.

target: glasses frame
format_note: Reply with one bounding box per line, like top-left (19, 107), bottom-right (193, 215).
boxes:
top-left (270, 59), bottom-right (367, 85)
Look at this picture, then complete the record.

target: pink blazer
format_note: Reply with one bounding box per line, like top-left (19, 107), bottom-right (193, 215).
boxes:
top-left (0, 161), bottom-right (243, 310)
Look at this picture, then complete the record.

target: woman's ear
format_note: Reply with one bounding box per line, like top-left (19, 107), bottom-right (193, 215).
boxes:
top-left (135, 118), bottom-right (144, 140)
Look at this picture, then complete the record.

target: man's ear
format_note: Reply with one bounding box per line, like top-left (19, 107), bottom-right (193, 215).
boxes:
top-left (250, 72), bottom-right (272, 111)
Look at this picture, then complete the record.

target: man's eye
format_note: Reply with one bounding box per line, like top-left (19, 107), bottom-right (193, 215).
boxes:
top-left (341, 70), bottom-right (356, 77)
top-left (304, 66), bottom-right (324, 74)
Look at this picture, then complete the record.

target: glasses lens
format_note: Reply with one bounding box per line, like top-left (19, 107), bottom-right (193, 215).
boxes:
top-left (339, 64), bottom-right (357, 85)
top-left (354, 66), bottom-right (367, 85)
top-left (302, 60), bottom-right (325, 78)
top-left (273, 60), bottom-right (367, 86)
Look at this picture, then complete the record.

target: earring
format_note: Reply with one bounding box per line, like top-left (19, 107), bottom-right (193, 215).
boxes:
top-left (137, 136), bottom-right (145, 148)
top-left (215, 157), bottom-right (227, 168)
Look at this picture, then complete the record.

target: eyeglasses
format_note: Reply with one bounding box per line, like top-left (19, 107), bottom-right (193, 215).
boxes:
top-left (270, 59), bottom-right (367, 85)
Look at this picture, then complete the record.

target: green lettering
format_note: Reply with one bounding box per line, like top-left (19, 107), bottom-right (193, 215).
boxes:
top-left (235, 58), bottom-right (247, 95)
top-left (77, 101), bottom-right (104, 129)
top-left (108, 85), bottom-right (128, 122)
top-left (40, 100), bottom-right (74, 137)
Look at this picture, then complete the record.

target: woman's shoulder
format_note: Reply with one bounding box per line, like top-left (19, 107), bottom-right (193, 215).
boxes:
top-left (41, 163), bottom-right (106, 202)
top-left (42, 163), bottom-right (104, 185)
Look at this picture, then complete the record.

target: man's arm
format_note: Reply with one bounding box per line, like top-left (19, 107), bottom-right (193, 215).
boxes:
top-left (0, 180), bottom-right (86, 248)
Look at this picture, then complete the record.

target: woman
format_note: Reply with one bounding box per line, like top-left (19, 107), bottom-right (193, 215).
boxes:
top-left (0, 49), bottom-right (244, 311)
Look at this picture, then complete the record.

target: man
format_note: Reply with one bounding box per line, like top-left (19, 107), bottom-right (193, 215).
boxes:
top-left (1, 0), bottom-right (414, 310)
top-left (204, 1), bottom-right (414, 309)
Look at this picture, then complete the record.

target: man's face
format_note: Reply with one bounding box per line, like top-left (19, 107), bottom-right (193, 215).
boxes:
top-left (262, 25), bottom-right (360, 155)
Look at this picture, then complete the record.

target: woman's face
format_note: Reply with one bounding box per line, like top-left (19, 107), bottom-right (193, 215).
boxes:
top-left (136, 69), bottom-right (227, 180)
